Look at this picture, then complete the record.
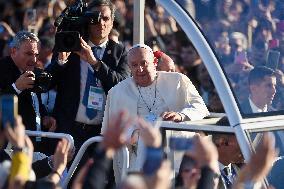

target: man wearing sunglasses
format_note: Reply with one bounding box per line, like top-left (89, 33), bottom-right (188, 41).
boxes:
top-left (47, 0), bottom-right (130, 150)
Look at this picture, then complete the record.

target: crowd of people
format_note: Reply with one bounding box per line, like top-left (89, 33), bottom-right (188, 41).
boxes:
top-left (0, 0), bottom-right (282, 188)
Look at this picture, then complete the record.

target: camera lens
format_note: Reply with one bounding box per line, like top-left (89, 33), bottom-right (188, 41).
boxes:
top-left (63, 33), bottom-right (76, 47)
top-left (55, 31), bottom-right (81, 52)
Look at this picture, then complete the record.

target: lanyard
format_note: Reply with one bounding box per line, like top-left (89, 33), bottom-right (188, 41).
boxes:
top-left (221, 166), bottom-right (237, 188)
top-left (31, 92), bottom-right (41, 141)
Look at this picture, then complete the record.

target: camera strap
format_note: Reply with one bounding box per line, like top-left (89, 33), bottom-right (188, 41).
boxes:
top-left (31, 92), bottom-right (41, 142)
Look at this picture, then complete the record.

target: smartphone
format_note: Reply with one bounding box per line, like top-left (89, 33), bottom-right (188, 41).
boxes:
top-left (268, 39), bottom-right (279, 49)
top-left (0, 95), bottom-right (18, 129)
top-left (142, 147), bottom-right (163, 175)
top-left (169, 137), bottom-right (194, 151)
top-left (266, 50), bottom-right (280, 70)
top-left (234, 51), bottom-right (248, 64)
top-left (277, 20), bottom-right (284, 32)
top-left (0, 25), bottom-right (4, 34)
top-left (26, 8), bottom-right (37, 23)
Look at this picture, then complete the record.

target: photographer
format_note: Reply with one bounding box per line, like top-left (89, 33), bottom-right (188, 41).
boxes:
top-left (47, 0), bottom-right (130, 150)
top-left (0, 31), bottom-right (56, 154)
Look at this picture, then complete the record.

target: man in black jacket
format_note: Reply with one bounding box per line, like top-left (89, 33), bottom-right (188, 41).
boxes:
top-left (47, 0), bottom-right (130, 150)
top-left (0, 31), bottom-right (56, 154)
top-left (240, 66), bottom-right (276, 114)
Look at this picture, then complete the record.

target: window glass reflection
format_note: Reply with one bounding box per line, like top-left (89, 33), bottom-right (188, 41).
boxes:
top-left (248, 129), bottom-right (284, 188)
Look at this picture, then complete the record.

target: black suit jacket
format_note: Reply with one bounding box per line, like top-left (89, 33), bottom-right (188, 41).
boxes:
top-left (47, 40), bottom-right (130, 133)
top-left (240, 99), bottom-right (253, 114)
top-left (0, 56), bottom-right (46, 131)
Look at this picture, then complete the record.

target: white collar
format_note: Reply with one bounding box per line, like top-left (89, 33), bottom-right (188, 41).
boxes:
top-left (248, 97), bottom-right (268, 113)
top-left (219, 162), bottom-right (232, 175)
top-left (88, 40), bottom-right (108, 49)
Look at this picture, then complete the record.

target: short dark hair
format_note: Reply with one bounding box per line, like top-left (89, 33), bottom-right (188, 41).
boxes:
top-left (87, 0), bottom-right (116, 19)
top-left (248, 66), bottom-right (276, 86)
top-left (40, 36), bottom-right (55, 49)
top-left (212, 116), bottom-right (234, 146)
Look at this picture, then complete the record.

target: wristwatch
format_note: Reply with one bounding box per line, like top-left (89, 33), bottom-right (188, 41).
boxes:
top-left (47, 156), bottom-right (54, 169)
top-left (12, 146), bottom-right (29, 154)
top-left (93, 60), bottom-right (102, 71)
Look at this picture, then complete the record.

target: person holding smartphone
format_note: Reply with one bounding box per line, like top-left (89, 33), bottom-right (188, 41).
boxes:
top-left (0, 31), bottom-right (56, 154)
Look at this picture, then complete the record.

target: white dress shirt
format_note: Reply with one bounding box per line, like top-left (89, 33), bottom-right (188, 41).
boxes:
top-left (75, 40), bottom-right (108, 125)
top-left (249, 97), bottom-right (268, 113)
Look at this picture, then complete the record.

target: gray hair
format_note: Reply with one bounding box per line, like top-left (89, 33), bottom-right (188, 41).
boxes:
top-left (128, 44), bottom-right (153, 54)
top-left (10, 31), bottom-right (39, 49)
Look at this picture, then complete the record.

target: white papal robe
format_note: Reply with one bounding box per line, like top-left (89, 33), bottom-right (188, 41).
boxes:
top-left (101, 71), bottom-right (209, 183)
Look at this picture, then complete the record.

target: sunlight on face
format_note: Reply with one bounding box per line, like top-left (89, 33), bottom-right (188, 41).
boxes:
top-left (128, 48), bottom-right (157, 87)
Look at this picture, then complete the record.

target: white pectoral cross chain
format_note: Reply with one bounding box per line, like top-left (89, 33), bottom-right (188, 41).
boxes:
top-left (137, 77), bottom-right (158, 121)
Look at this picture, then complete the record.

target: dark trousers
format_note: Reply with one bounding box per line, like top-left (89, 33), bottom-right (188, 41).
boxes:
top-left (71, 122), bottom-right (102, 153)
top-left (33, 137), bottom-right (58, 156)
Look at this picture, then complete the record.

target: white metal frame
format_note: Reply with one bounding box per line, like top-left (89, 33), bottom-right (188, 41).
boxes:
top-left (25, 130), bottom-right (74, 149)
top-left (160, 121), bottom-right (235, 133)
top-left (62, 136), bottom-right (129, 189)
top-left (155, 0), bottom-right (253, 161)
top-left (155, 0), bottom-right (242, 126)
top-left (153, 1), bottom-right (284, 187)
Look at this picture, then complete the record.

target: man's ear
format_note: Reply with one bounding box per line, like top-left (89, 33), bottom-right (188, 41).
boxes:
top-left (154, 57), bottom-right (158, 66)
top-left (10, 47), bottom-right (16, 56)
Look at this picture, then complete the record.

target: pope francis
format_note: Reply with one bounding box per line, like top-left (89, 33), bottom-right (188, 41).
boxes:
top-left (101, 44), bottom-right (209, 183)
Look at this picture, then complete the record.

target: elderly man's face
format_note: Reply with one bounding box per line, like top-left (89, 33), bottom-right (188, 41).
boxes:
top-left (157, 54), bottom-right (175, 72)
top-left (11, 40), bottom-right (39, 71)
top-left (128, 48), bottom-right (157, 87)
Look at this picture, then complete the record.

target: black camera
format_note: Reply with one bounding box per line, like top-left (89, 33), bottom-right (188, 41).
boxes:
top-left (54, 0), bottom-right (101, 52)
top-left (30, 69), bottom-right (52, 93)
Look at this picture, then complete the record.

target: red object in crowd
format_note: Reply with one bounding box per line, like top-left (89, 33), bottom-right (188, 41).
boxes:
top-left (153, 50), bottom-right (164, 65)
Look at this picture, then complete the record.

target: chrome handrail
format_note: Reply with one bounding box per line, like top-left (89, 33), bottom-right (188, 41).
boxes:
top-left (62, 136), bottom-right (129, 189)
top-left (25, 130), bottom-right (74, 150)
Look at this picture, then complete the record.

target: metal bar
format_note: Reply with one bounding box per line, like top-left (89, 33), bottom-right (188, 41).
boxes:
top-left (133, 0), bottom-right (145, 44)
top-left (62, 136), bottom-right (129, 189)
top-left (25, 130), bottom-right (74, 150)
top-left (160, 122), bottom-right (235, 133)
top-left (240, 115), bottom-right (284, 124)
top-left (63, 136), bottom-right (103, 189)
top-left (208, 112), bottom-right (226, 118)
top-left (155, 0), bottom-right (242, 128)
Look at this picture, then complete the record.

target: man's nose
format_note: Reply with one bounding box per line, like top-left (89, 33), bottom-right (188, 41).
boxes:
top-left (32, 56), bottom-right (37, 64)
top-left (99, 18), bottom-right (104, 25)
top-left (138, 65), bottom-right (144, 72)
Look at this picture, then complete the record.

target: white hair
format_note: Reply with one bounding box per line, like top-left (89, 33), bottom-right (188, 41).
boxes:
top-left (128, 44), bottom-right (153, 54)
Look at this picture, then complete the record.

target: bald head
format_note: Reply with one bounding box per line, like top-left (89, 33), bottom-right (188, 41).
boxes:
top-left (156, 52), bottom-right (176, 72)
top-left (128, 44), bottom-right (154, 60)
top-left (128, 44), bottom-right (157, 87)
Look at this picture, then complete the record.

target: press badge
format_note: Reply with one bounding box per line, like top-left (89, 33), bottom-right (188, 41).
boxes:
top-left (87, 86), bottom-right (104, 110)
top-left (145, 112), bottom-right (158, 122)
